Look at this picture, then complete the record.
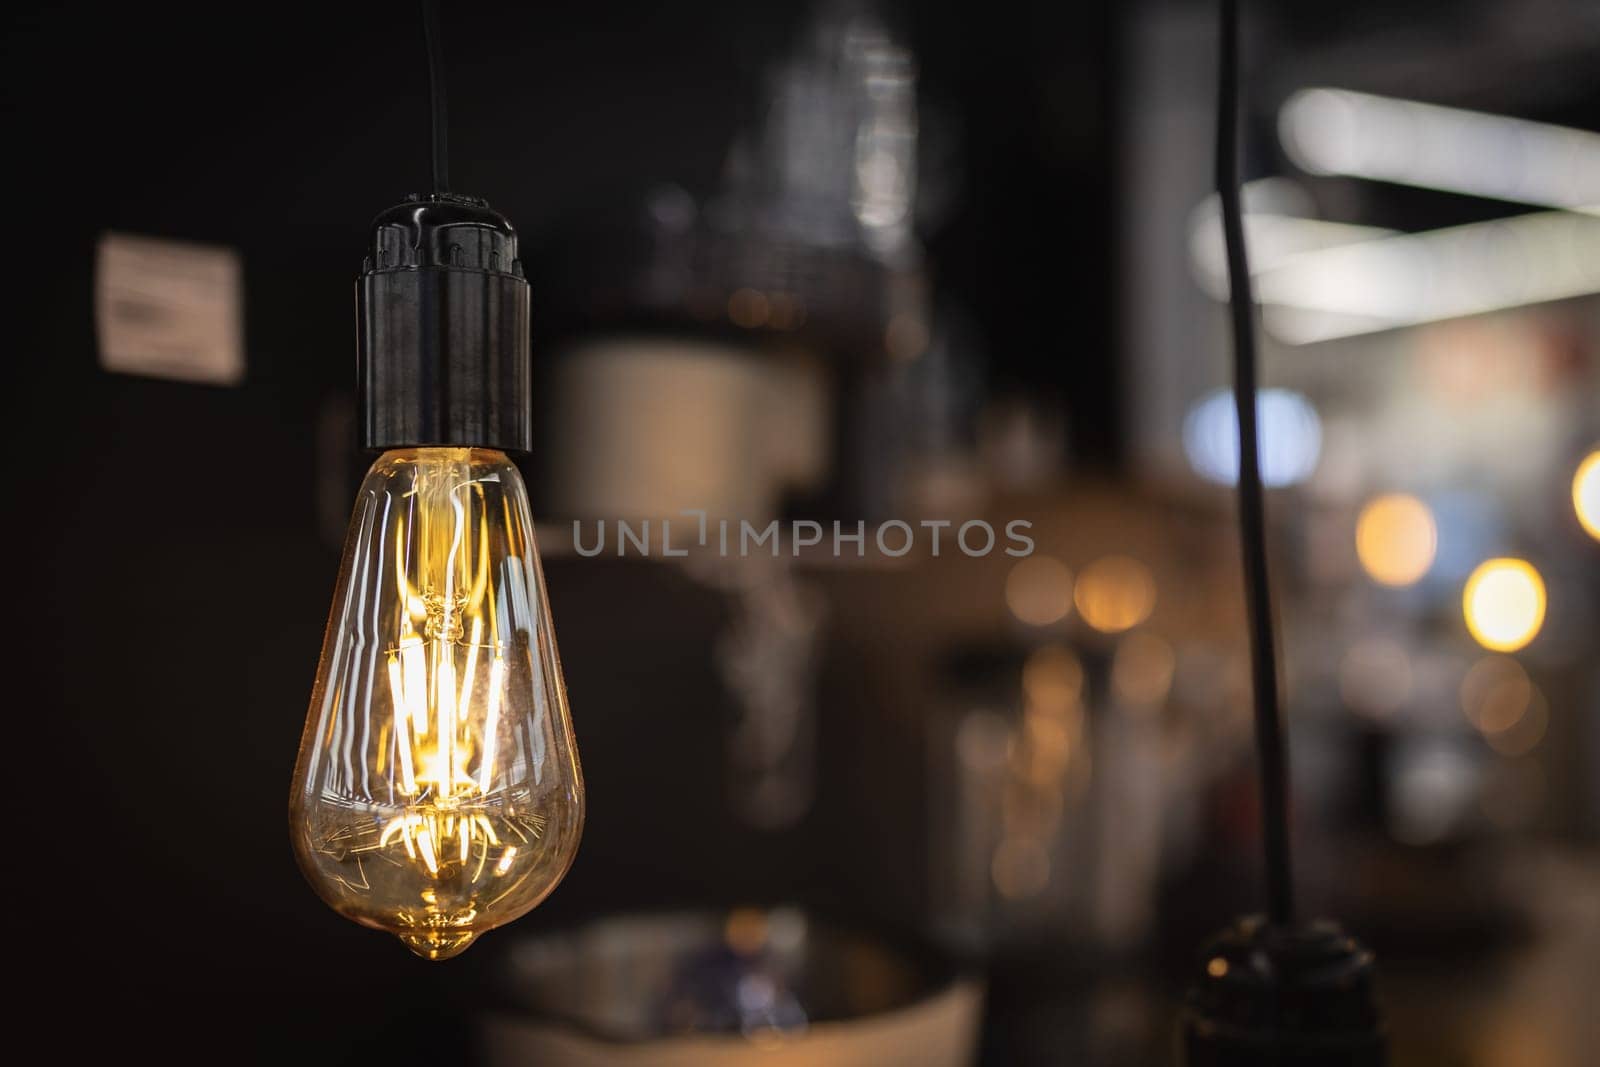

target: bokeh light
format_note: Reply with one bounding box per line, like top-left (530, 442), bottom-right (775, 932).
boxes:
top-left (1459, 655), bottom-right (1531, 735)
top-left (1575, 450), bottom-right (1600, 541)
top-left (1015, 715), bottom-right (1074, 788)
top-left (1391, 742), bottom-right (1477, 845)
top-left (1021, 645), bottom-right (1085, 787)
top-left (1006, 556), bottom-right (1074, 627)
top-left (1463, 558), bottom-right (1546, 652)
top-left (1355, 493), bottom-right (1437, 586)
top-left (1074, 556), bottom-right (1156, 634)
top-left (1182, 387), bottom-right (1322, 488)
top-left (1023, 644), bottom-right (1085, 710)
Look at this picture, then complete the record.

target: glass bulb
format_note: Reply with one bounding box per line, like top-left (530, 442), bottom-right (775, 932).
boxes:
top-left (290, 447), bottom-right (583, 960)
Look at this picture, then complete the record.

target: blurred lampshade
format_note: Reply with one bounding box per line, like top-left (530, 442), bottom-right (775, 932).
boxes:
top-left (544, 339), bottom-right (828, 526)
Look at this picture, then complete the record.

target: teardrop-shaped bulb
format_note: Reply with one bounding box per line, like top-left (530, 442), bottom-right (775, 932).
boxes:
top-left (291, 447), bottom-right (583, 960)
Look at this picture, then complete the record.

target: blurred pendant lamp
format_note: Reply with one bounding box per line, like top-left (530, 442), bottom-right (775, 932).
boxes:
top-left (289, 0), bottom-right (584, 960)
top-left (1179, 2), bottom-right (1385, 1062)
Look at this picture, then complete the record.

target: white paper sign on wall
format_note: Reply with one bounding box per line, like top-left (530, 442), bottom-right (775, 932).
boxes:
top-left (95, 232), bottom-right (245, 386)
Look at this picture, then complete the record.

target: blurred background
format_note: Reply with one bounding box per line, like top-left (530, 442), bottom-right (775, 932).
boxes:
top-left (8, 0), bottom-right (1597, 1063)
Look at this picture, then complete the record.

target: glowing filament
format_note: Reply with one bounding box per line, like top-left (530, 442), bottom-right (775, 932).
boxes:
top-left (386, 657), bottom-right (417, 794)
top-left (399, 636), bottom-right (427, 736)
top-left (291, 447), bottom-right (584, 963)
top-left (370, 463), bottom-right (523, 884)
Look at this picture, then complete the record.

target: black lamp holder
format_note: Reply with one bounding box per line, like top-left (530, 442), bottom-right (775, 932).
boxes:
top-left (355, 1), bottom-right (531, 455)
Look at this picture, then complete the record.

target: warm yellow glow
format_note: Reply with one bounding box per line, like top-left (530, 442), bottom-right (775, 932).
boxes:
top-left (1017, 645), bottom-right (1084, 788)
top-left (1074, 556), bottom-right (1156, 634)
top-left (1005, 556), bottom-right (1075, 627)
top-left (1463, 558), bottom-right (1546, 652)
top-left (1022, 644), bottom-right (1084, 710)
top-left (1016, 710), bottom-right (1078, 791)
top-left (290, 448), bottom-right (583, 961)
top-left (1575, 450), bottom-right (1600, 541)
top-left (1355, 494), bottom-right (1437, 587)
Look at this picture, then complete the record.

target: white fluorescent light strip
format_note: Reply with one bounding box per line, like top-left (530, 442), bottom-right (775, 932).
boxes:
top-left (1280, 88), bottom-right (1600, 215)
top-left (1188, 208), bottom-right (1396, 301)
top-left (1255, 210), bottom-right (1600, 344)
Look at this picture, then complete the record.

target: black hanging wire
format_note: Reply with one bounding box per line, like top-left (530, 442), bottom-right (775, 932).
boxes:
top-left (1216, 0), bottom-right (1296, 928)
top-left (421, 0), bottom-right (450, 193)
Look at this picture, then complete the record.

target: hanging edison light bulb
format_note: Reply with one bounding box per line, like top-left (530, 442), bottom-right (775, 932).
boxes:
top-left (290, 191), bottom-right (583, 960)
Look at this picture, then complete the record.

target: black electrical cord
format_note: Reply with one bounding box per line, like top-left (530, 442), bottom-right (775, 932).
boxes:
top-left (421, 0), bottom-right (450, 193)
top-left (1216, 0), bottom-right (1296, 928)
